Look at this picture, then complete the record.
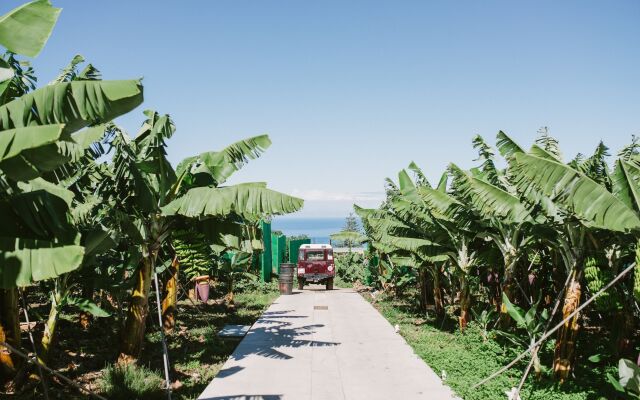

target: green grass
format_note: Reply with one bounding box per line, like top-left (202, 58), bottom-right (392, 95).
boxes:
top-left (141, 282), bottom-right (280, 400)
top-left (17, 281), bottom-right (279, 400)
top-left (367, 293), bottom-right (616, 400)
top-left (334, 274), bottom-right (353, 288)
top-left (98, 364), bottom-right (165, 400)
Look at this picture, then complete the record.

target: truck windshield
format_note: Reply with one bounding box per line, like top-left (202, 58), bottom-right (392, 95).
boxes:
top-left (305, 250), bottom-right (325, 261)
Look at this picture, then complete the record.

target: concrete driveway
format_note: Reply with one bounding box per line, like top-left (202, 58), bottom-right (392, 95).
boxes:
top-left (198, 286), bottom-right (459, 400)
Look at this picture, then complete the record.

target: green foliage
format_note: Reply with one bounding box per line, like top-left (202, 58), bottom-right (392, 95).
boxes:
top-left (635, 246), bottom-right (640, 302)
top-left (471, 307), bottom-right (497, 341)
top-left (65, 296), bottom-right (110, 317)
top-left (330, 230), bottom-right (367, 247)
top-left (335, 252), bottom-right (365, 282)
top-left (176, 134), bottom-right (272, 187)
top-left (609, 359), bottom-right (640, 398)
top-left (535, 127), bottom-right (562, 160)
top-left (371, 295), bottom-right (609, 400)
top-left (343, 212), bottom-right (360, 232)
top-left (235, 277), bottom-right (278, 294)
top-left (162, 183), bottom-right (304, 220)
top-left (0, 0), bottom-right (61, 57)
top-left (217, 250), bottom-right (255, 299)
top-left (98, 364), bottom-right (165, 400)
top-left (584, 256), bottom-right (621, 312)
top-left (173, 230), bottom-right (214, 280)
top-left (358, 130), bottom-right (640, 395)
top-left (511, 150), bottom-right (640, 232)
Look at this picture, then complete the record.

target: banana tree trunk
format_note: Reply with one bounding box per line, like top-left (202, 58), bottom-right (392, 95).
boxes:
top-left (459, 277), bottom-right (471, 331)
top-left (39, 282), bottom-right (64, 365)
top-left (614, 309), bottom-right (633, 357)
top-left (227, 276), bottom-right (235, 305)
top-left (118, 254), bottom-right (154, 364)
top-left (487, 269), bottom-right (501, 313)
top-left (634, 241), bottom-right (640, 303)
top-left (433, 266), bottom-right (444, 316)
top-left (161, 255), bottom-right (179, 333)
top-left (419, 267), bottom-right (428, 313)
top-left (78, 278), bottom-right (94, 330)
top-left (553, 268), bottom-right (582, 381)
top-left (0, 288), bottom-right (20, 383)
top-left (499, 255), bottom-right (516, 326)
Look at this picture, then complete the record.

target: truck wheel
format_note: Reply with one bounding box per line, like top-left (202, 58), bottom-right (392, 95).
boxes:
top-left (298, 278), bottom-right (305, 290)
top-left (326, 278), bottom-right (334, 291)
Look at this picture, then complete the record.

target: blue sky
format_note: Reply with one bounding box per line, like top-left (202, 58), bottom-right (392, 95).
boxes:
top-left (9, 0), bottom-right (639, 217)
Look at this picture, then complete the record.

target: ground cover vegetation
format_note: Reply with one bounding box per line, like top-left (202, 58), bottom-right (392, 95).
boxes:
top-left (0, 1), bottom-right (302, 398)
top-left (339, 130), bottom-right (640, 399)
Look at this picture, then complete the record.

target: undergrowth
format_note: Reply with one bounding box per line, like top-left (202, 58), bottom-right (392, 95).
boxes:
top-left (368, 293), bottom-right (617, 400)
top-left (99, 364), bottom-right (165, 400)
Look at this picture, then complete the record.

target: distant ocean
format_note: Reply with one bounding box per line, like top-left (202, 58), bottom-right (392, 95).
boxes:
top-left (271, 217), bottom-right (346, 244)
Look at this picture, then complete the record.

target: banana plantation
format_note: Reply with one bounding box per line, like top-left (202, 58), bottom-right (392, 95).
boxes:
top-left (1, 1), bottom-right (639, 399)
top-left (0, 1), bottom-right (303, 398)
top-left (350, 130), bottom-right (640, 398)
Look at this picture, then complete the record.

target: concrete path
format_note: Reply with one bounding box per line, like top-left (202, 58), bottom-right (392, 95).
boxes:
top-left (199, 286), bottom-right (459, 400)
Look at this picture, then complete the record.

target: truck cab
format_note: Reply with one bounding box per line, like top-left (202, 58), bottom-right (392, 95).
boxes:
top-left (297, 244), bottom-right (335, 290)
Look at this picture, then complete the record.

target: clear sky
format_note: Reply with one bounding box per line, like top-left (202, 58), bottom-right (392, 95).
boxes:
top-left (9, 0), bottom-right (639, 218)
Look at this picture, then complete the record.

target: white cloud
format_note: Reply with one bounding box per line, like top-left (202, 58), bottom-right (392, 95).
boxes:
top-left (280, 189), bottom-right (385, 218)
top-left (290, 189), bottom-right (385, 202)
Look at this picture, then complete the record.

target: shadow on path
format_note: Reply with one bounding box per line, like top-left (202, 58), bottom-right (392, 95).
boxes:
top-left (216, 365), bottom-right (245, 379)
top-left (200, 395), bottom-right (283, 400)
top-left (229, 315), bottom-right (340, 361)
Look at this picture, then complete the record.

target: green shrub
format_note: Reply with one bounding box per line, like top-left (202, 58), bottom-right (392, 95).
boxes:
top-left (236, 278), bottom-right (278, 294)
top-left (336, 253), bottom-right (364, 282)
top-left (99, 364), bottom-right (165, 400)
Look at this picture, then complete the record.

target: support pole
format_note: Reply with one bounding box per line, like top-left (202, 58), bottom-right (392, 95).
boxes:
top-left (19, 289), bottom-right (49, 400)
top-left (153, 271), bottom-right (172, 400)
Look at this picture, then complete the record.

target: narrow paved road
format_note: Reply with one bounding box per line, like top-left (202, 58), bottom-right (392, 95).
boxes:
top-left (199, 286), bottom-right (459, 400)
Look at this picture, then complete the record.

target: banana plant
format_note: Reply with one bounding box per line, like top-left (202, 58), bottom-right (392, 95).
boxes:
top-left (609, 359), bottom-right (640, 399)
top-left (218, 250), bottom-right (253, 305)
top-left (99, 114), bottom-right (303, 362)
top-left (159, 135), bottom-right (295, 330)
top-left (448, 133), bottom-right (543, 324)
top-left (496, 293), bottom-right (549, 377)
top-left (470, 307), bottom-right (497, 342)
top-left (0, 0), bottom-right (143, 379)
top-left (396, 168), bottom-right (485, 330)
top-left (508, 139), bottom-right (640, 381)
top-left (31, 56), bottom-right (127, 365)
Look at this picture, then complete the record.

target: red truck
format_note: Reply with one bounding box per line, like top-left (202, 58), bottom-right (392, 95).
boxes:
top-left (297, 244), bottom-right (335, 290)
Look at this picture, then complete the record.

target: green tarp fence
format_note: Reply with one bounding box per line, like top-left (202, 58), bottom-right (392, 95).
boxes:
top-left (259, 220), bottom-right (272, 282)
top-left (271, 233), bottom-right (287, 275)
top-left (288, 238), bottom-right (311, 264)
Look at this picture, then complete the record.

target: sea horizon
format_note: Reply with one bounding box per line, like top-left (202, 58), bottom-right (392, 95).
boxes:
top-left (271, 216), bottom-right (356, 244)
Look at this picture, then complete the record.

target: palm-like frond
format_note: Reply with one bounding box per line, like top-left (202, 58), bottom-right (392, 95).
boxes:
top-left (0, 79), bottom-right (143, 135)
top-left (161, 182), bottom-right (303, 219)
top-left (511, 151), bottom-right (640, 232)
top-left (612, 159), bottom-right (640, 215)
top-left (0, 0), bottom-right (61, 58)
top-left (472, 134), bottom-right (501, 187)
top-left (535, 127), bottom-right (562, 161)
top-left (449, 163), bottom-right (533, 224)
top-left (496, 130), bottom-right (525, 159)
top-left (0, 238), bottom-right (83, 288)
top-left (407, 161), bottom-right (430, 187)
top-left (618, 135), bottom-right (640, 162)
top-left (176, 134), bottom-right (272, 187)
top-left (329, 230), bottom-right (367, 244)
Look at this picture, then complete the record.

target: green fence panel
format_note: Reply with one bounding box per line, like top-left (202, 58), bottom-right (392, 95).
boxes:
top-left (278, 235), bottom-right (287, 268)
top-left (271, 233), bottom-right (287, 274)
top-left (288, 238), bottom-right (311, 264)
top-left (260, 220), bottom-right (272, 282)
